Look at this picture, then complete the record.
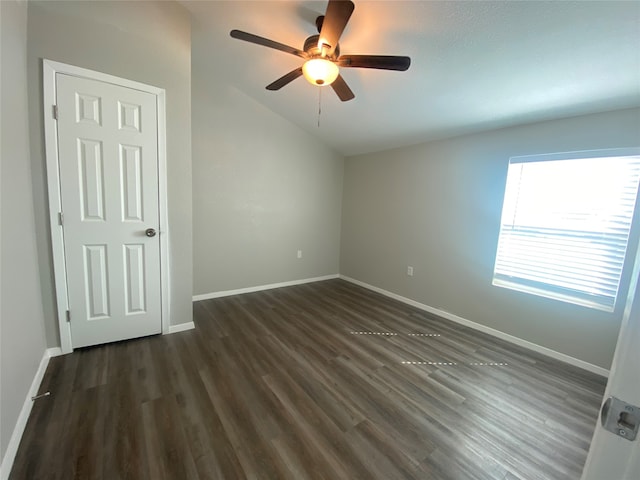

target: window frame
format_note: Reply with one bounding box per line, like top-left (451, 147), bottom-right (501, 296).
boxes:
top-left (492, 147), bottom-right (640, 312)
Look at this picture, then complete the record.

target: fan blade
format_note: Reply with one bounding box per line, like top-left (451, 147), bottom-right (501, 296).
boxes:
top-left (230, 30), bottom-right (307, 58)
top-left (331, 74), bottom-right (355, 102)
top-left (337, 55), bottom-right (411, 71)
top-left (266, 67), bottom-right (304, 91)
top-left (319, 0), bottom-right (354, 56)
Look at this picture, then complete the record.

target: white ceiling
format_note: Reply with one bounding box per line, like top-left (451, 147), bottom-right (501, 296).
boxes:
top-left (184, 0), bottom-right (640, 156)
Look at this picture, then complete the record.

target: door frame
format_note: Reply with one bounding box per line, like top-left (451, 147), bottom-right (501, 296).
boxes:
top-left (43, 59), bottom-right (170, 354)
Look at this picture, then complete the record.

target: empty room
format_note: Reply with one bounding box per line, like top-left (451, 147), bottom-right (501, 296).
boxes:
top-left (2, 1), bottom-right (640, 479)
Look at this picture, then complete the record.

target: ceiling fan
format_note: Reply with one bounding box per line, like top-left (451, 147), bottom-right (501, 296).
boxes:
top-left (230, 0), bottom-right (411, 102)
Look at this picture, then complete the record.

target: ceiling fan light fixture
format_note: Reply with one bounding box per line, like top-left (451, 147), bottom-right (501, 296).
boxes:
top-left (302, 58), bottom-right (339, 86)
top-left (230, 0), bottom-right (409, 101)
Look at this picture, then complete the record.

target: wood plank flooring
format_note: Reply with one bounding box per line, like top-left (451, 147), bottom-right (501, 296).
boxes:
top-left (10, 279), bottom-right (607, 480)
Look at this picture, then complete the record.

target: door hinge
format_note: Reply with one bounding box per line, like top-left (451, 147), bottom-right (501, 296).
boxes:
top-left (52, 105), bottom-right (58, 120)
top-left (65, 310), bottom-right (71, 322)
top-left (58, 212), bottom-right (64, 226)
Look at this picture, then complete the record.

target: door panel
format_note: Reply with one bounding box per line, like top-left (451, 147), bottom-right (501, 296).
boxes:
top-left (123, 243), bottom-right (146, 314)
top-left (56, 73), bottom-right (161, 348)
top-left (84, 244), bottom-right (110, 319)
top-left (120, 144), bottom-right (143, 221)
top-left (78, 138), bottom-right (105, 221)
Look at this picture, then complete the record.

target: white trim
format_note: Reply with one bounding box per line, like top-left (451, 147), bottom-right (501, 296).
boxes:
top-left (340, 275), bottom-right (610, 378)
top-left (43, 60), bottom-right (72, 354)
top-left (168, 322), bottom-right (195, 334)
top-left (509, 146), bottom-right (640, 164)
top-left (42, 59), bottom-right (170, 352)
top-left (0, 348), bottom-right (61, 480)
top-left (46, 347), bottom-right (63, 358)
top-left (156, 89), bottom-right (171, 336)
top-left (43, 59), bottom-right (166, 95)
top-left (493, 278), bottom-right (613, 313)
top-left (192, 274), bottom-right (340, 302)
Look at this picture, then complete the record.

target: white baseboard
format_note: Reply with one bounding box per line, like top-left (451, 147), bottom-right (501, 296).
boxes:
top-left (47, 347), bottom-right (63, 358)
top-left (192, 274), bottom-right (340, 302)
top-left (167, 321), bottom-right (195, 334)
top-left (340, 275), bottom-right (610, 378)
top-left (0, 348), bottom-right (60, 480)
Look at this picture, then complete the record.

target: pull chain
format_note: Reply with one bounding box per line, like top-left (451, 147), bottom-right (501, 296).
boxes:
top-left (317, 87), bottom-right (322, 128)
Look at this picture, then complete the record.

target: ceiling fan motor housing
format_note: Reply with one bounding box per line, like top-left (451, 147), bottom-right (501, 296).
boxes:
top-left (304, 34), bottom-right (340, 59)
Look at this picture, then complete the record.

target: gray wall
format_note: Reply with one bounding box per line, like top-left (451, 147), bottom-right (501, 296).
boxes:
top-left (27, 0), bottom-right (193, 344)
top-left (192, 21), bottom-right (344, 296)
top-left (1, 0), bottom-right (48, 461)
top-left (341, 108), bottom-right (640, 370)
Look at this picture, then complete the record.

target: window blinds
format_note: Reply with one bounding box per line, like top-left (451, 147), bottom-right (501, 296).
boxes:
top-left (493, 151), bottom-right (640, 312)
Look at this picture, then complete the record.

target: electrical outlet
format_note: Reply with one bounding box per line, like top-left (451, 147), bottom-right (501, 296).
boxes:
top-left (407, 266), bottom-right (414, 276)
top-left (297, 250), bottom-right (302, 259)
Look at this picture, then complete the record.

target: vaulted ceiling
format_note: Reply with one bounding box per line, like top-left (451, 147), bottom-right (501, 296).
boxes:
top-left (184, 1), bottom-right (640, 156)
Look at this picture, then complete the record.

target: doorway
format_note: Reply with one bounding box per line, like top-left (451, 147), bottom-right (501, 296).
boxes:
top-left (43, 60), bottom-right (170, 353)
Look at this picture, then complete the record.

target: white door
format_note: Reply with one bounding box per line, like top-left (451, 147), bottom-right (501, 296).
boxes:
top-left (56, 73), bottom-right (162, 348)
top-left (581, 249), bottom-right (640, 479)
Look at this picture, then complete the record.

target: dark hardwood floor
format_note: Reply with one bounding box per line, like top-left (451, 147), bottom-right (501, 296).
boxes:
top-left (11, 279), bottom-right (606, 480)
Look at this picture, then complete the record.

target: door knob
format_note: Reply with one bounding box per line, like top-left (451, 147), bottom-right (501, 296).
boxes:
top-left (145, 228), bottom-right (157, 237)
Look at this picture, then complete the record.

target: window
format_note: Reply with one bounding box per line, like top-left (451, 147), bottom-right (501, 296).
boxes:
top-left (493, 148), bottom-right (640, 312)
